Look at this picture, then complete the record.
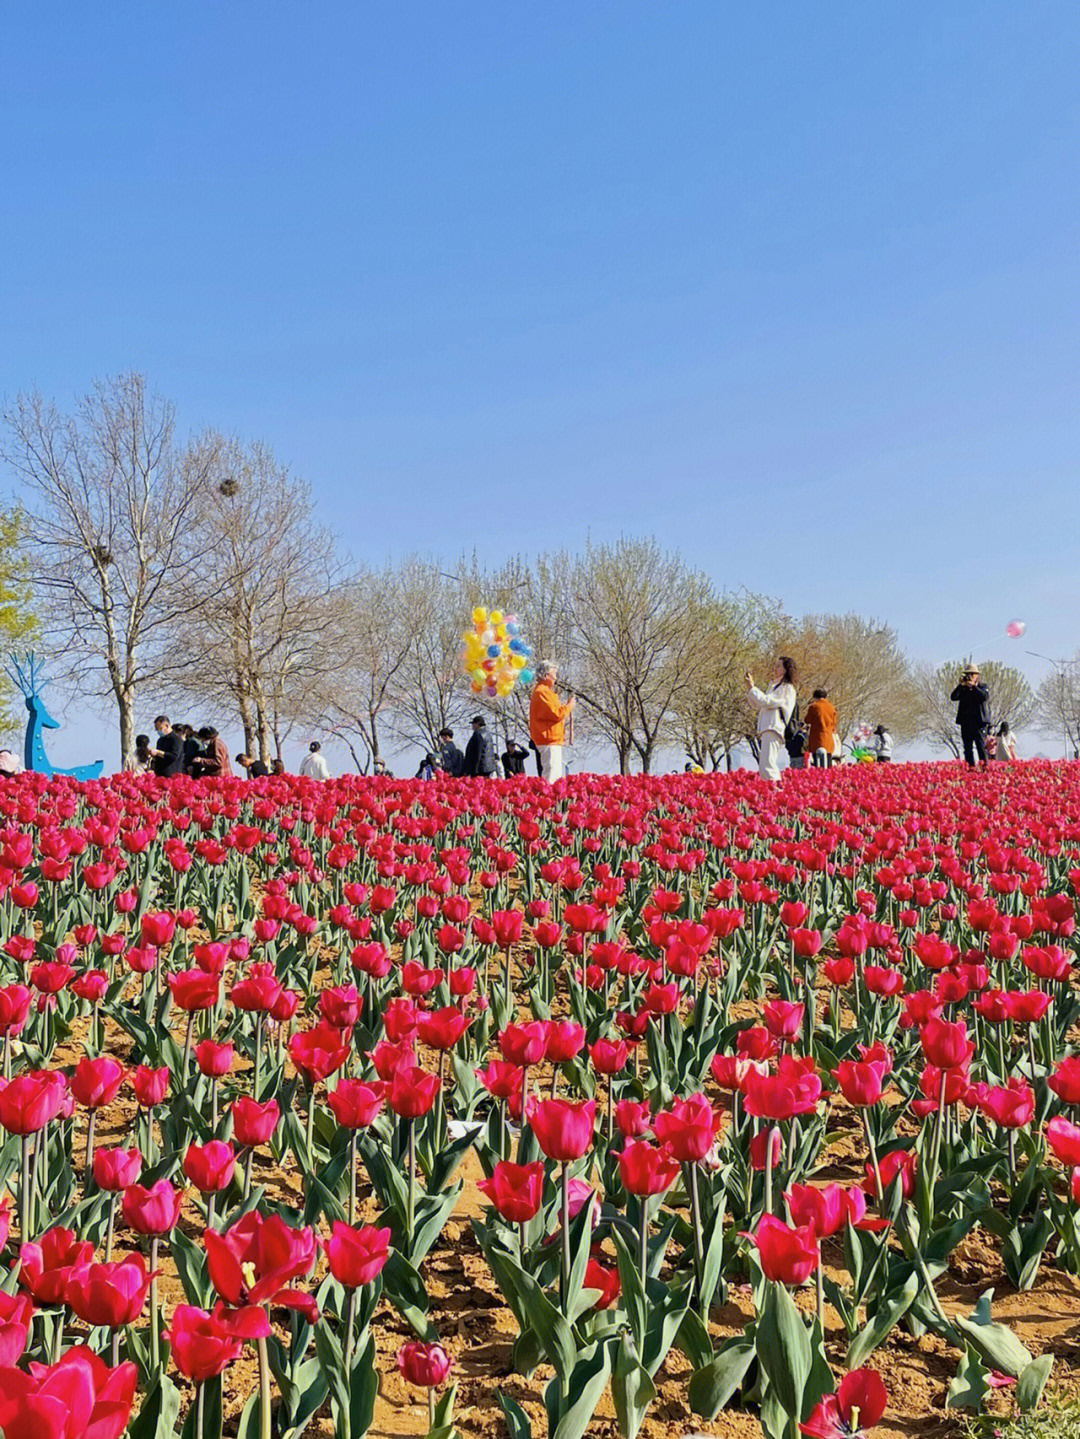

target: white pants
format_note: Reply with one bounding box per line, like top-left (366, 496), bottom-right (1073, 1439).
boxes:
top-left (758, 732), bottom-right (784, 781)
top-left (538, 744), bottom-right (564, 782)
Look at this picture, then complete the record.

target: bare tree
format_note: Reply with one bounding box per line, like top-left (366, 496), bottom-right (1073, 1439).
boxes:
top-left (672, 591), bottom-right (784, 769)
top-left (1034, 655), bottom-right (1080, 759)
top-left (914, 658), bottom-right (1037, 757)
top-left (550, 539), bottom-right (717, 773)
top-left (782, 613), bottom-right (918, 742)
top-left (2, 375), bottom-right (223, 767)
top-left (167, 440), bottom-right (345, 760)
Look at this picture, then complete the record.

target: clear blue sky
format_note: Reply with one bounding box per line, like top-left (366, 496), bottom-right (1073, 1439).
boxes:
top-left (3, 2), bottom-right (1079, 767)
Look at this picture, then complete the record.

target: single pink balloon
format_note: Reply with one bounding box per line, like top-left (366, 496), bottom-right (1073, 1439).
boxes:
top-left (1006, 620), bottom-right (1026, 638)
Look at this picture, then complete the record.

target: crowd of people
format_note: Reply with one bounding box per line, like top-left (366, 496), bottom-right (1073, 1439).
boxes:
top-left (112, 660), bottom-right (1019, 785)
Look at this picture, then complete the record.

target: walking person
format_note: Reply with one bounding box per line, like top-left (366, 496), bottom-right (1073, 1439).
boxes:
top-left (805, 689), bottom-right (837, 767)
top-left (436, 728), bottom-right (464, 777)
top-left (871, 725), bottom-right (893, 762)
top-left (995, 721), bottom-right (1018, 762)
top-left (950, 664), bottom-right (991, 766)
top-left (299, 741), bottom-right (330, 779)
top-left (529, 663), bottom-right (575, 783)
top-left (463, 716), bottom-right (497, 777)
top-left (746, 657), bottom-right (798, 782)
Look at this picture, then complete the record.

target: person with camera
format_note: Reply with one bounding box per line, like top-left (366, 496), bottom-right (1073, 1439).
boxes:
top-left (950, 664), bottom-right (991, 766)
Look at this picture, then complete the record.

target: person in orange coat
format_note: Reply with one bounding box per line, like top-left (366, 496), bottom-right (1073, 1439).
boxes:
top-left (805, 689), bottom-right (837, 767)
top-left (529, 662), bottom-right (575, 782)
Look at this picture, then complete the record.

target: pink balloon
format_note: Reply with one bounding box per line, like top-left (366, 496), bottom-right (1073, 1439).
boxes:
top-left (1006, 620), bottom-right (1026, 638)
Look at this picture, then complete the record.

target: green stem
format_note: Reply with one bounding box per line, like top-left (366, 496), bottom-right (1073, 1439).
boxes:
top-left (345, 1285), bottom-right (358, 1371)
top-left (150, 1237), bottom-right (160, 1370)
top-left (687, 1162), bottom-right (706, 1320)
top-left (560, 1162), bottom-right (571, 1311)
top-left (106, 1194), bottom-right (117, 1261)
top-left (407, 1119), bottom-right (416, 1257)
top-left (257, 1334), bottom-right (272, 1439)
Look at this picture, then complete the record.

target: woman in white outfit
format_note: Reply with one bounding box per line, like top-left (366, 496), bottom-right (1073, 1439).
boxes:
top-left (746, 657), bottom-right (798, 781)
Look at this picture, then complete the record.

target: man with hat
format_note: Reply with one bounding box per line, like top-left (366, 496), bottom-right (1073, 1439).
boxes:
top-left (950, 664), bottom-right (991, 766)
top-left (463, 715), bottom-right (497, 777)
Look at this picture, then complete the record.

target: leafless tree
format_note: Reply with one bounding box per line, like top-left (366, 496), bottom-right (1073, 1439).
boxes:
top-left (1034, 655), bottom-right (1080, 759)
top-left (781, 612), bottom-right (918, 742)
top-left (1, 374), bottom-right (223, 767)
top-left (165, 440), bottom-right (345, 760)
top-left (672, 591), bottom-right (784, 769)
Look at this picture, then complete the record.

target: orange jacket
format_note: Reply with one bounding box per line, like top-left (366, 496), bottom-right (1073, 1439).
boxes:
top-left (530, 681), bottom-right (572, 746)
top-left (805, 698), bottom-right (837, 754)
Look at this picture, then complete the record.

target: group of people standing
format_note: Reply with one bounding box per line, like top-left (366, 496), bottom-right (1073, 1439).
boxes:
top-left (746, 656), bottom-right (1019, 780)
top-left (134, 717), bottom-right (238, 778)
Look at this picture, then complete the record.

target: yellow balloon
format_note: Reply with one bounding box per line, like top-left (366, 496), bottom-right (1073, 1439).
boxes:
top-left (490, 609), bottom-right (504, 625)
top-left (472, 606), bottom-right (487, 624)
top-left (510, 653), bottom-right (526, 669)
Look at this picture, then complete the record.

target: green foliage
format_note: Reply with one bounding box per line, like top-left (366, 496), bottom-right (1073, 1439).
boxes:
top-left (0, 508), bottom-right (38, 732)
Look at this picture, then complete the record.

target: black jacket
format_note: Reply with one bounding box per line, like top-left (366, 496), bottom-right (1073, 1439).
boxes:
top-left (437, 741), bottom-right (464, 777)
top-left (152, 730), bottom-right (183, 777)
top-left (502, 747), bottom-right (527, 775)
top-left (463, 728), bottom-right (496, 776)
top-left (951, 682), bottom-right (990, 730)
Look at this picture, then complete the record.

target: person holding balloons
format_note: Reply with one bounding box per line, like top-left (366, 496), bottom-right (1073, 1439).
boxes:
top-left (529, 661), bottom-right (575, 783)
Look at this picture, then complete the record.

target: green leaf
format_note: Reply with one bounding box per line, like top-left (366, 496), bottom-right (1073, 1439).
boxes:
top-left (611, 1335), bottom-right (656, 1439)
top-left (673, 1306), bottom-right (714, 1373)
top-left (846, 1271), bottom-right (918, 1369)
top-left (688, 1335), bottom-right (756, 1419)
top-left (513, 1264), bottom-right (577, 1381)
top-left (1017, 1354), bottom-right (1054, 1414)
top-left (549, 1340), bottom-right (614, 1439)
top-left (755, 1281), bottom-right (810, 1424)
top-left (952, 1291), bottom-right (1033, 1379)
top-left (945, 1347), bottom-right (990, 1412)
top-left (127, 1370), bottom-right (183, 1439)
top-left (348, 1333), bottom-right (380, 1438)
top-left (171, 1228), bottom-right (213, 1308)
top-left (497, 1393), bottom-right (532, 1439)
top-left (611, 1226), bottom-right (646, 1351)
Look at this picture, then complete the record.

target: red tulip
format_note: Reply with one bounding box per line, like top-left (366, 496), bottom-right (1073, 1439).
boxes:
top-left (165, 1305), bottom-right (243, 1382)
top-left (417, 1006), bottom-right (472, 1051)
top-left (205, 1211), bottom-right (318, 1331)
top-left (184, 1140), bottom-right (236, 1193)
top-left (122, 1178), bottom-right (184, 1235)
top-left (0, 1289), bottom-right (33, 1366)
top-left (0, 984), bottom-right (32, 1036)
top-left (749, 1213), bottom-right (819, 1285)
top-left (862, 1147), bottom-right (917, 1200)
top-left (478, 1160), bottom-right (545, 1222)
top-left (290, 1022), bottom-right (351, 1082)
top-left (832, 1058), bottom-right (888, 1108)
top-left (919, 1017), bottom-right (974, 1070)
top-left (0, 1345), bottom-right (137, 1439)
top-left (93, 1146), bottom-right (142, 1192)
top-left (543, 1020), bottom-right (586, 1062)
top-left (132, 1065), bottom-right (169, 1108)
top-left (69, 1057), bottom-right (125, 1110)
top-left (19, 1227), bottom-right (94, 1304)
top-left (583, 1256), bottom-right (621, 1309)
top-left (66, 1253), bottom-right (155, 1328)
top-left (232, 1097), bottom-right (281, 1146)
top-left (387, 1064), bottom-right (441, 1119)
top-left (618, 1139), bottom-right (680, 1196)
top-left (327, 1079), bottom-right (385, 1129)
top-left (196, 1040), bottom-right (235, 1078)
top-left (398, 1340), bottom-right (453, 1387)
top-left (653, 1093), bottom-right (722, 1162)
top-left (615, 1098), bottom-right (652, 1137)
top-left (322, 1223), bottom-right (392, 1288)
top-left (526, 1097), bottom-right (596, 1161)
top-left (167, 970), bottom-right (220, 1012)
top-left (978, 1079), bottom-right (1035, 1129)
top-left (801, 1368), bottom-right (888, 1439)
top-left (763, 1000), bottom-right (804, 1042)
top-left (0, 1071), bottom-right (68, 1135)
top-left (319, 985), bottom-right (362, 1029)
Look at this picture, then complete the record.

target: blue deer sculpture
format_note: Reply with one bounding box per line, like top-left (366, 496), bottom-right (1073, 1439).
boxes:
top-left (5, 653), bottom-right (104, 781)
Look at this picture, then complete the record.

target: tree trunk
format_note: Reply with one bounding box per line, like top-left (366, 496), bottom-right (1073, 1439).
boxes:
top-left (255, 704), bottom-right (271, 762)
top-left (118, 694), bottom-right (136, 771)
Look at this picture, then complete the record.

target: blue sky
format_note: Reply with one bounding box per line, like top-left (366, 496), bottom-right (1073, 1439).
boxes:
top-left (3, 2), bottom-right (1079, 768)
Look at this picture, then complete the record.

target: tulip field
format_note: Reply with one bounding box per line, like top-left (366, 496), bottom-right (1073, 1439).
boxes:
top-left (4, 763), bottom-right (1080, 1439)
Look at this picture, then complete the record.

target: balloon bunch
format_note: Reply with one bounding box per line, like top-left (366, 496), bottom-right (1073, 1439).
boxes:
top-left (462, 606), bottom-right (534, 697)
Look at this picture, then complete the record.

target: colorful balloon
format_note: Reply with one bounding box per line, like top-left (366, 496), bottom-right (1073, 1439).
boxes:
top-left (1006, 620), bottom-right (1026, 638)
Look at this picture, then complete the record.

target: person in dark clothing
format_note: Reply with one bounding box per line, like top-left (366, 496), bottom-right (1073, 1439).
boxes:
top-left (175, 723), bottom-right (201, 774)
top-left (502, 741), bottom-right (528, 776)
top-left (528, 738), bottom-right (543, 777)
top-left (237, 753), bottom-right (269, 779)
top-left (437, 728), bottom-right (464, 777)
top-left (151, 716), bottom-right (184, 777)
top-left (785, 723), bottom-right (809, 770)
top-left (271, 758), bottom-right (286, 775)
top-left (950, 664), bottom-right (991, 765)
top-left (416, 753), bottom-right (436, 780)
top-left (463, 716), bottom-right (497, 777)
